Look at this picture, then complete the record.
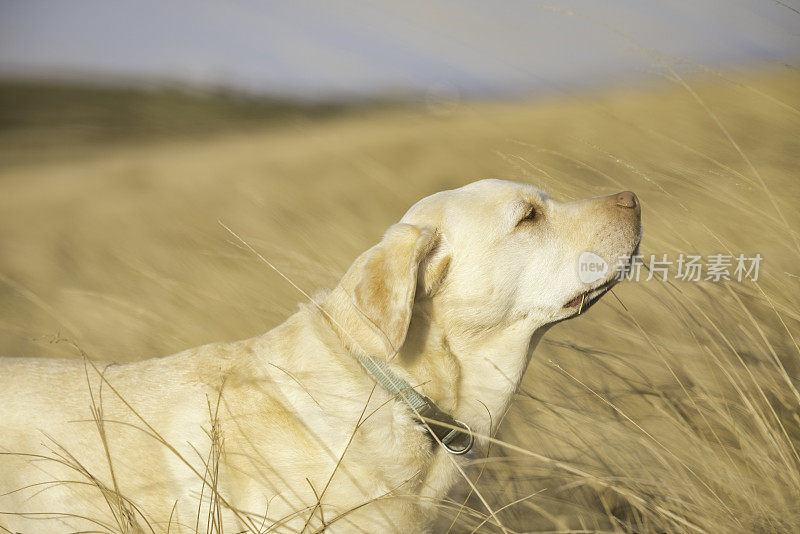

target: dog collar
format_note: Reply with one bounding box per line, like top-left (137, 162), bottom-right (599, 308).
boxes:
top-left (358, 356), bottom-right (473, 455)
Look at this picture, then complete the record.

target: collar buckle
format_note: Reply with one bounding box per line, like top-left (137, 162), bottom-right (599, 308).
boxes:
top-left (440, 419), bottom-right (474, 455)
top-left (359, 355), bottom-right (474, 455)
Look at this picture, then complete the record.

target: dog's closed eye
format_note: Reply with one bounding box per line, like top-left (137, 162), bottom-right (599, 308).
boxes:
top-left (516, 205), bottom-right (538, 226)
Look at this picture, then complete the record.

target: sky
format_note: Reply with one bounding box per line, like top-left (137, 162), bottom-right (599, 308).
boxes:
top-left (0, 0), bottom-right (797, 99)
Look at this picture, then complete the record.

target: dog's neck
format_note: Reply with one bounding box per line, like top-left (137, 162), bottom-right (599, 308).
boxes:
top-left (320, 285), bottom-right (548, 444)
top-left (395, 300), bottom-right (548, 441)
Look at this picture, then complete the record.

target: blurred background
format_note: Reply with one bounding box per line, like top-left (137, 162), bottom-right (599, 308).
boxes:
top-left (1, 1), bottom-right (799, 532)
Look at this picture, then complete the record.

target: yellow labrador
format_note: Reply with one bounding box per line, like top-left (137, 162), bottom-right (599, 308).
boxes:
top-left (0, 179), bottom-right (641, 533)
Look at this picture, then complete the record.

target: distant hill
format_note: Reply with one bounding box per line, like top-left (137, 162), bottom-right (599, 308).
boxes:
top-left (0, 80), bottom-right (355, 147)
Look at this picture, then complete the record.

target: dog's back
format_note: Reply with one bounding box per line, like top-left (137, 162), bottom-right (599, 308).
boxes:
top-left (0, 349), bottom-right (230, 531)
top-left (0, 310), bottom-right (429, 533)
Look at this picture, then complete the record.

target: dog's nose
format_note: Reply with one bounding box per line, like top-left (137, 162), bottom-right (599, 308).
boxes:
top-left (615, 191), bottom-right (638, 209)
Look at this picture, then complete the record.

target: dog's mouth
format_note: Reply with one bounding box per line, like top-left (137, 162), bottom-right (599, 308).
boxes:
top-left (563, 277), bottom-right (617, 312)
top-left (563, 240), bottom-right (640, 314)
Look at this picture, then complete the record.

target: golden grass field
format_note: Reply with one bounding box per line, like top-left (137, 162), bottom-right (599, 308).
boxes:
top-left (1, 65), bottom-right (799, 532)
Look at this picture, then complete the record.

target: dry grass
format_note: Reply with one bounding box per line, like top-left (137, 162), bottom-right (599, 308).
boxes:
top-left (1, 63), bottom-right (799, 532)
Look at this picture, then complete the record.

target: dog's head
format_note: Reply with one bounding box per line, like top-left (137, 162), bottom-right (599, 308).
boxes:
top-left (326, 179), bottom-right (641, 359)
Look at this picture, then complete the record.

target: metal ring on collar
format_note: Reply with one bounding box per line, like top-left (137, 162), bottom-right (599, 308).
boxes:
top-left (442, 420), bottom-right (474, 455)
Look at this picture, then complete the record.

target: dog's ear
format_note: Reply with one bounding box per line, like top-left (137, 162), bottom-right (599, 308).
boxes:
top-left (352, 224), bottom-right (439, 358)
top-left (325, 223), bottom-right (450, 359)
top-left (417, 232), bottom-right (451, 297)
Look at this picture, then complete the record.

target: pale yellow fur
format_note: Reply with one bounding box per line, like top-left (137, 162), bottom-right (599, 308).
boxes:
top-left (0, 179), bottom-right (641, 533)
